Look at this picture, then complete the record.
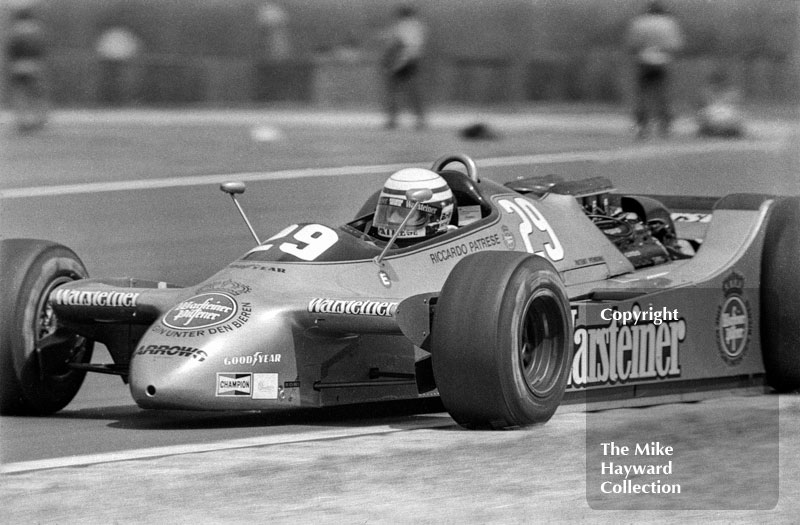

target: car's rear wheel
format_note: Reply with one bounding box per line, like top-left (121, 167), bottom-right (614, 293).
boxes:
top-left (0, 239), bottom-right (94, 415)
top-left (431, 252), bottom-right (572, 429)
top-left (761, 197), bottom-right (800, 392)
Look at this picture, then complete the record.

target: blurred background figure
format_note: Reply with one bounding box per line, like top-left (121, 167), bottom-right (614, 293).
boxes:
top-left (6, 3), bottom-right (48, 132)
top-left (625, 1), bottom-right (684, 139)
top-left (95, 26), bottom-right (143, 106)
top-left (257, 2), bottom-right (291, 61)
top-left (381, 5), bottom-right (427, 130)
top-left (697, 70), bottom-right (745, 138)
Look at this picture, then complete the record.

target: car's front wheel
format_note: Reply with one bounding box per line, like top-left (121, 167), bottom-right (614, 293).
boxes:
top-left (0, 239), bottom-right (94, 415)
top-left (431, 252), bottom-right (573, 429)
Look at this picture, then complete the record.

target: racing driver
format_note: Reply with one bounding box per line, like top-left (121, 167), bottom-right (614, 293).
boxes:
top-left (371, 167), bottom-right (455, 246)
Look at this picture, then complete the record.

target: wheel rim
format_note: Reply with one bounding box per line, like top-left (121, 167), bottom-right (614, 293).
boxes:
top-left (33, 277), bottom-right (89, 382)
top-left (518, 289), bottom-right (567, 398)
top-left (36, 278), bottom-right (69, 340)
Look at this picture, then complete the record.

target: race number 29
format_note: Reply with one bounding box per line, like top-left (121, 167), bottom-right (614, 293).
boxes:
top-left (499, 198), bottom-right (565, 262)
top-left (254, 224), bottom-right (338, 261)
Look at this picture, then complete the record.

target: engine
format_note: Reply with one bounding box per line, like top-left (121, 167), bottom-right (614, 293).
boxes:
top-left (506, 176), bottom-right (693, 268)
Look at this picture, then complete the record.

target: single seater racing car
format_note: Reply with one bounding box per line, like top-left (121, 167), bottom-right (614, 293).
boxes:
top-left (2, 153), bottom-right (798, 429)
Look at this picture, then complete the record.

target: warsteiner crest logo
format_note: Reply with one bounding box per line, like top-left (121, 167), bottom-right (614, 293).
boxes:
top-left (716, 272), bottom-right (750, 365)
top-left (501, 225), bottom-right (516, 250)
top-left (162, 292), bottom-right (237, 330)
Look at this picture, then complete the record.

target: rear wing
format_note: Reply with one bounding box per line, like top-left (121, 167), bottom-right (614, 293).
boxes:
top-left (638, 194), bottom-right (774, 242)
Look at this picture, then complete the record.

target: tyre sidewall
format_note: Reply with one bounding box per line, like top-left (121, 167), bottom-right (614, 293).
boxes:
top-left (431, 252), bottom-right (572, 428)
top-left (0, 240), bottom-right (91, 414)
top-left (761, 197), bottom-right (800, 392)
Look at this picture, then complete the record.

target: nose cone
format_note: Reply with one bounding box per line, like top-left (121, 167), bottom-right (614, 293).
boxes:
top-left (129, 291), bottom-right (296, 410)
top-left (129, 338), bottom-right (213, 409)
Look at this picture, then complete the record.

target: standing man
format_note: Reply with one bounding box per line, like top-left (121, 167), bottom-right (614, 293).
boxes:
top-left (381, 5), bottom-right (427, 130)
top-left (6, 5), bottom-right (48, 133)
top-left (625, 1), bottom-right (684, 138)
top-left (95, 27), bottom-right (142, 106)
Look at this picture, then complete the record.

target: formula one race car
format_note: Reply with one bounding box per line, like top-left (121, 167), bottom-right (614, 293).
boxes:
top-left (2, 154), bottom-right (798, 429)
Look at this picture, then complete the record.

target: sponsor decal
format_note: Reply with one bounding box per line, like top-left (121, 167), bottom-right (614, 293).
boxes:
top-left (229, 262), bottom-right (286, 273)
top-left (216, 373), bottom-right (252, 396)
top-left (569, 304), bottom-right (685, 388)
top-left (252, 373), bottom-right (279, 399)
top-left (135, 344), bottom-right (207, 362)
top-left (162, 293), bottom-right (237, 330)
top-left (501, 225), bottom-right (516, 250)
top-left (223, 352), bottom-right (282, 366)
top-left (197, 279), bottom-right (251, 296)
top-left (149, 325), bottom-right (206, 338)
top-left (574, 255), bottom-right (605, 267)
top-left (428, 233), bottom-right (503, 265)
top-left (52, 288), bottom-right (140, 308)
top-left (308, 298), bottom-right (398, 317)
top-left (152, 301), bottom-right (252, 337)
top-left (716, 272), bottom-right (750, 365)
top-left (671, 212), bottom-right (712, 223)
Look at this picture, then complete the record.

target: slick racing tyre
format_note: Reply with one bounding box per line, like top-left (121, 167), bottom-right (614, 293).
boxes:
top-left (761, 197), bottom-right (800, 392)
top-left (0, 239), bottom-right (94, 415)
top-left (431, 252), bottom-right (573, 429)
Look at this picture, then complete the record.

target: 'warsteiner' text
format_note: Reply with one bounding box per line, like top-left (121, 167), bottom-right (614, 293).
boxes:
top-left (569, 305), bottom-right (685, 387)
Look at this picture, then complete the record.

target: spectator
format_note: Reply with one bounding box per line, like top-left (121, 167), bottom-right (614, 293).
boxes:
top-left (381, 5), bottom-right (427, 130)
top-left (6, 5), bottom-right (48, 132)
top-left (257, 3), bottom-right (291, 61)
top-left (625, 1), bottom-right (684, 139)
top-left (96, 26), bottom-right (142, 105)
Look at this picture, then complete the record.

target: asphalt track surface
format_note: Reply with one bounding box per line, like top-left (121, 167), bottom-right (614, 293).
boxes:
top-left (1, 107), bottom-right (799, 522)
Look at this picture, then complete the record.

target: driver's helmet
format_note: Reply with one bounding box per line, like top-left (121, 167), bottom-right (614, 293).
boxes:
top-left (373, 168), bottom-right (454, 240)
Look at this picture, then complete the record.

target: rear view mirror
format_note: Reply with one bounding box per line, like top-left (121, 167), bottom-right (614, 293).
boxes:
top-left (406, 188), bottom-right (433, 203)
top-left (220, 181), bottom-right (246, 195)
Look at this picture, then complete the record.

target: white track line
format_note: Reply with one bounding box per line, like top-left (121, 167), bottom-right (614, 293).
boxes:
top-left (0, 417), bottom-right (453, 474)
top-left (0, 139), bottom-right (783, 200)
top-left (0, 163), bottom-right (410, 199)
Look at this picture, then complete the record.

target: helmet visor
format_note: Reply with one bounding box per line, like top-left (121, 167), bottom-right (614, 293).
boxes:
top-left (374, 197), bottom-right (434, 230)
